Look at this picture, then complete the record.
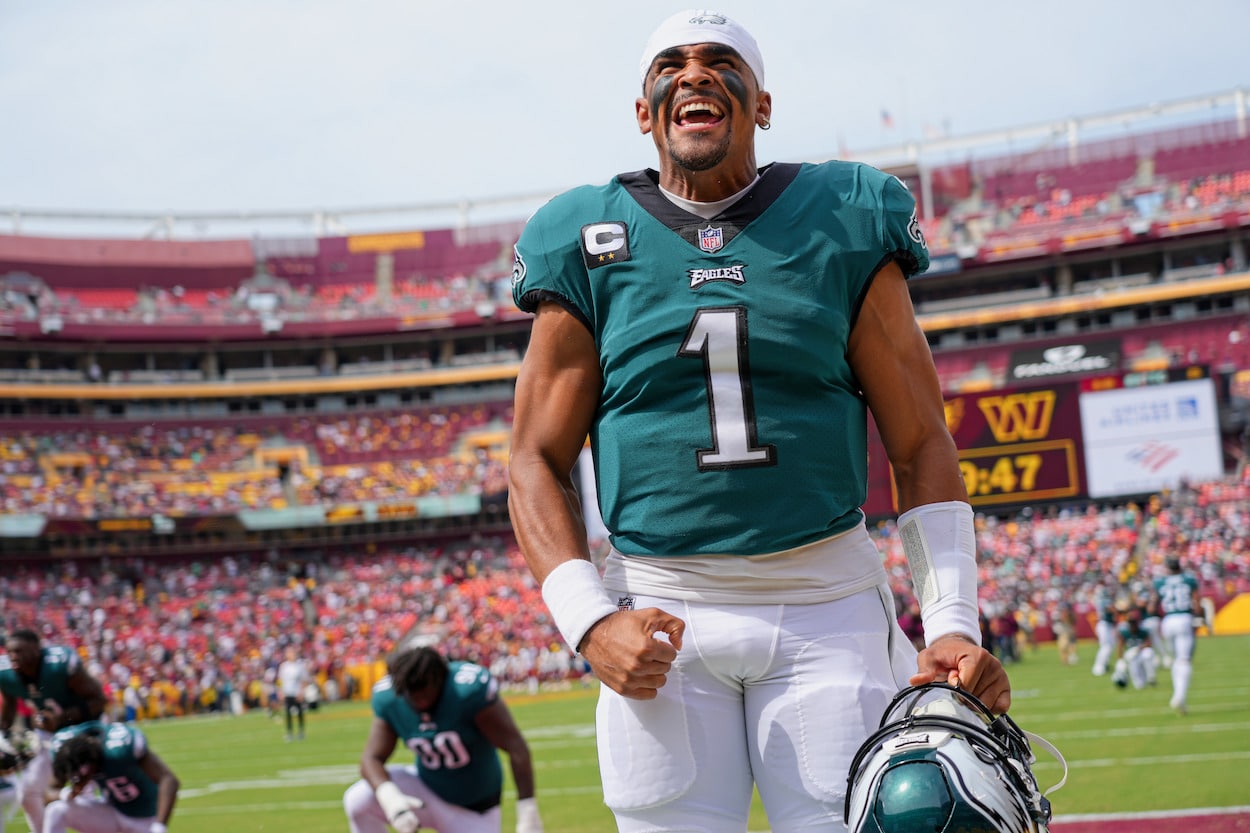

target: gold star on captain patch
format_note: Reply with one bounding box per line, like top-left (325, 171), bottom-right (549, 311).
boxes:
top-left (598, 253), bottom-right (616, 263)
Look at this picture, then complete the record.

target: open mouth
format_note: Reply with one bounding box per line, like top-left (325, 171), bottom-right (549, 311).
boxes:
top-left (673, 99), bottom-right (726, 129)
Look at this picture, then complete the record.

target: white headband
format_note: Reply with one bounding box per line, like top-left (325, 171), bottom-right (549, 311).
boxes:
top-left (639, 9), bottom-right (764, 88)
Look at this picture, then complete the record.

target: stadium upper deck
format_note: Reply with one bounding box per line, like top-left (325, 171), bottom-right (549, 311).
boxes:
top-left (1, 90), bottom-right (1246, 343)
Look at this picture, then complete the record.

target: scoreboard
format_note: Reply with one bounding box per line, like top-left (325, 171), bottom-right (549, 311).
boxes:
top-left (947, 385), bottom-right (1084, 507)
top-left (865, 380), bottom-right (1086, 516)
top-left (864, 366), bottom-right (1223, 518)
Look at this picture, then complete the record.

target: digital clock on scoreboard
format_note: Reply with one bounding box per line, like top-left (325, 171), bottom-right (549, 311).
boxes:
top-left (956, 440), bottom-right (1080, 504)
top-left (950, 386), bottom-right (1085, 508)
top-left (864, 381), bottom-right (1089, 517)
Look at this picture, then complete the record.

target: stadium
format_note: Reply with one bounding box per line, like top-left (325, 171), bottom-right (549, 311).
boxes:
top-left (2, 85), bottom-right (1249, 833)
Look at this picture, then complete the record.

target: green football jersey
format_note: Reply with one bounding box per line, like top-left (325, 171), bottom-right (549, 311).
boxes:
top-left (0, 645), bottom-right (92, 718)
top-left (513, 161), bottom-right (929, 556)
top-left (50, 722), bottom-right (159, 818)
top-left (371, 661), bottom-right (503, 810)
top-left (1154, 572), bottom-right (1199, 616)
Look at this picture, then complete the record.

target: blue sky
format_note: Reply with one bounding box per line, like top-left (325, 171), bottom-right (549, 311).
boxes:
top-left (2, 0), bottom-right (1247, 236)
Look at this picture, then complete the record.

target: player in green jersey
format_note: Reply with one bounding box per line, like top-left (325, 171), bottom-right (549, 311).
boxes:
top-left (0, 629), bottom-right (108, 832)
top-left (1155, 557), bottom-right (1203, 713)
top-left (507, 9), bottom-right (1010, 831)
top-left (45, 721), bottom-right (180, 833)
top-left (343, 643), bottom-right (543, 833)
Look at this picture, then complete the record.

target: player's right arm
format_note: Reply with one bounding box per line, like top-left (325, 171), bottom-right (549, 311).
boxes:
top-left (359, 716), bottom-right (400, 788)
top-left (509, 302), bottom-right (684, 699)
top-left (360, 716), bottom-right (423, 833)
top-left (507, 301), bottom-right (600, 586)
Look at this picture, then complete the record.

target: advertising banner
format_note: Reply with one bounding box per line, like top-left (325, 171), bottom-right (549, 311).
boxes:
top-left (1009, 340), bottom-right (1121, 383)
top-left (1079, 375), bottom-right (1222, 498)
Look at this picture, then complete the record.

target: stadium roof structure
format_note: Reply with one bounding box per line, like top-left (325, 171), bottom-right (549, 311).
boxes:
top-left (2, 87), bottom-right (1246, 241)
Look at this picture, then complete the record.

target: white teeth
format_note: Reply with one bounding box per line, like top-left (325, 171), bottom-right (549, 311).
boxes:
top-left (678, 101), bottom-right (724, 119)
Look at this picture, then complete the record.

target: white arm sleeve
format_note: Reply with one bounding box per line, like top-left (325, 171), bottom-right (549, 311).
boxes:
top-left (896, 500), bottom-right (981, 646)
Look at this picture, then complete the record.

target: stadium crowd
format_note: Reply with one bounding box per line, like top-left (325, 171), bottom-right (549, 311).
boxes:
top-left (0, 470), bottom-right (1245, 721)
top-left (0, 404), bottom-right (511, 518)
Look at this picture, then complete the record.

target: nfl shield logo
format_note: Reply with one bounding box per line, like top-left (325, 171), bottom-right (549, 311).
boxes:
top-left (698, 225), bottom-right (724, 253)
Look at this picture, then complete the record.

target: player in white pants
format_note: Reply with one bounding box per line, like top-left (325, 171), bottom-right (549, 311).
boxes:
top-left (1154, 557), bottom-right (1201, 714)
top-left (1160, 610), bottom-right (1196, 712)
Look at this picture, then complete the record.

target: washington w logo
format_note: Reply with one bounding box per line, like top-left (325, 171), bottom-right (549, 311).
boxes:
top-left (977, 391), bottom-right (1057, 442)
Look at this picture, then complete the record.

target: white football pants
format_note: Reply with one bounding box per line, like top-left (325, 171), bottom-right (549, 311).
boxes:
top-left (1092, 620), bottom-right (1116, 675)
top-left (12, 739), bottom-right (52, 833)
top-left (343, 764), bottom-right (501, 833)
top-left (1119, 645), bottom-right (1156, 689)
top-left (42, 794), bottom-right (157, 833)
top-left (1161, 612), bottom-right (1196, 708)
top-left (596, 585), bottom-right (917, 833)
top-left (1, 780), bottom-right (15, 833)
top-left (1141, 616), bottom-right (1168, 665)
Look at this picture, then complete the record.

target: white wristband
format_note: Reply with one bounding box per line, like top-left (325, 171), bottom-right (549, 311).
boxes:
top-left (541, 559), bottom-right (618, 653)
top-left (516, 796), bottom-right (542, 830)
top-left (375, 781), bottom-right (411, 820)
top-left (149, 823), bottom-right (167, 833)
top-left (897, 500), bottom-right (981, 647)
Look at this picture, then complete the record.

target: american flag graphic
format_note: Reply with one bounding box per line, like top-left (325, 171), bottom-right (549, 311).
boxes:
top-left (1126, 441), bottom-right (1180, 472)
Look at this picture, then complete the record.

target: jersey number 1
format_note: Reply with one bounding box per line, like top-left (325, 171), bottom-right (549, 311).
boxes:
top-left (678, 306), bottom-right (776, 471)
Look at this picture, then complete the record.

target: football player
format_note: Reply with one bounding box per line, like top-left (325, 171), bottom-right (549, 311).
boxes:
top-left (44, 721), bottom-right (180, 833)
top-left (276, 645), bottom-right (312, 741)
top-left (1111, 598), bottom-right (1156, 690)
top-left (1154, 556), bottom-right (1201, 714)
top-left (0, 629), bottom-right (108, 832)
top-left (507, 9), bottom-right (1008, 830)
top-left (1090, 585), bottom-right (1118, 676)
top-left (342, 643), bottom-right (543, 833)
top-left (1139, 586), bottom-right (1168, 669)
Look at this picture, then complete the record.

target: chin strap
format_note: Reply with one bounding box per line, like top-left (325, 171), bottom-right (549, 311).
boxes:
top-left (1024, 729), bottom-right (1069, 797)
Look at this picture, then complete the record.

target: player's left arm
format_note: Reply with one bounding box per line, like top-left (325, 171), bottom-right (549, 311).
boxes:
top-left (138, 747), bottom-right (180, 829)
top-left (849, 260), bottom-right (1010, 714)
top-left (475, 699), bottom-right (543, 832)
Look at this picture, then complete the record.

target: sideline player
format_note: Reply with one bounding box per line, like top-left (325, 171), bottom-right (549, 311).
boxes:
top-left (0, 629), bottom-right (108, 832)
top-left (342, 643), bottom-right (544, 833)
top-left (507, 9), bottom-right (1008, 831)
top-left (277, 645), bottom-right (312, 741)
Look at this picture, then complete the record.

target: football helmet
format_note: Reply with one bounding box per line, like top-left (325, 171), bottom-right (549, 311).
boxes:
top-left (845, 683), bottom-right (1066, 833)
top-left (0, 728), bottom-right (40, 775)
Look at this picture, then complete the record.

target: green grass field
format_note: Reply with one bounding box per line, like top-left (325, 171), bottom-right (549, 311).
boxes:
top-left (8, 634), bottom-right (1248, 832)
